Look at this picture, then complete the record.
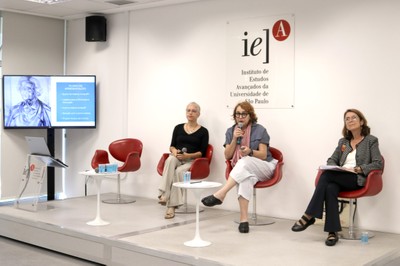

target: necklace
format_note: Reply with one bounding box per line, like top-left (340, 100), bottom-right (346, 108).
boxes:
top-left (186, 123), bottom-right (198, 133)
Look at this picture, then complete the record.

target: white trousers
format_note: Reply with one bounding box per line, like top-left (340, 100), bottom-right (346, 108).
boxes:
top-left (229, 156), bottom-right (277, 201)
top-left (158, 155), bottom-right (192, 207)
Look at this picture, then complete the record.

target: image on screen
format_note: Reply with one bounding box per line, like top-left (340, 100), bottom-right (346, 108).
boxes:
top-left (2, 75), bottom-right (96, 129)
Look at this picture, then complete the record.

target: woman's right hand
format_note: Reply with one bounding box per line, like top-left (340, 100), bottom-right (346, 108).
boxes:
top-left (174, 149), bottom-right (185, 160)
top-left (233, 127), bottom-right (243, 142)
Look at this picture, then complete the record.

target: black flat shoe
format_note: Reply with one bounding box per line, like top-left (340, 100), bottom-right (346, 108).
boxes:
top-left (238, 222), bottom-right (249, 233)
top-left (201, 195), bottom-right (222, 207)
top-left (325, 232), bottom-right (339, 246)
top-left (291, 215), bottom-right (316, 232)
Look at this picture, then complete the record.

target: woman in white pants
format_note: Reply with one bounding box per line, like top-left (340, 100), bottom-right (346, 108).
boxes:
top-left (202, 101), bottom-right (277, 233)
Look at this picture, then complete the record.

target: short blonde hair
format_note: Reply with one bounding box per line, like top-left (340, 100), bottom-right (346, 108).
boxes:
top-left (187, 102), bottom-right (201, 113)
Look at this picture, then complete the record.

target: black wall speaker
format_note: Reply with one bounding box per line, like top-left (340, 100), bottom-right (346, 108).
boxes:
top-left (86, 16), bottom-right (107, 42)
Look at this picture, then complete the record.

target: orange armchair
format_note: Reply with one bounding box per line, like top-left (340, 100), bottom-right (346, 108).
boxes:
top-left (315, 156), bottom-right (384, 239)
top-left (157, 144), bottom-right (213, 213)
top-left (225, 147), bottom-right (284, 225)
top-left (91, 138), bottom-right (143, 204)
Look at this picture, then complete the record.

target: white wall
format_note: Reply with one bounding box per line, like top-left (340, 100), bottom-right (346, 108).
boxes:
top-left (1, 12), bottom-right (65, 198)
top-left (65, 13), bottom-right (130, 196)
top-left (19, 0), bottom-right (400, 234)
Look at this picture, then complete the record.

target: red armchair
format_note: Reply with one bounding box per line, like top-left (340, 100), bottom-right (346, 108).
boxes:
top-left (91, 149), bottom-right (110, 169)
top-left (315, 156), bottom-right (384, 239)
top-left (91, 138), bottom-right (143, 204)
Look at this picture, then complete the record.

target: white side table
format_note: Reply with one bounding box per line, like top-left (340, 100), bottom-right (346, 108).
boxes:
top-left (79, 170), bottom-right (119, 226)
top-left (173, 181), bottom-right (221, 247)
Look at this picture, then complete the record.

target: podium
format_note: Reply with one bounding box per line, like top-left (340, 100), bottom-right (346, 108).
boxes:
top-left (15, 154), bottom-right (68, 212)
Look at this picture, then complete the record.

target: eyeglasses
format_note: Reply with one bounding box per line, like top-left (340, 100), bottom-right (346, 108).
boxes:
top-left (235, 112), bottom-right (249, 118)
top-left (344, 116), bottom-right (359, 122)
top-left (186, 109), bottom-right (198, 113)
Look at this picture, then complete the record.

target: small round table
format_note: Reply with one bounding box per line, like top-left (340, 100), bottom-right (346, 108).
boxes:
top-left (173, 181), bottom-right (221, 247)
top-left (79, 170), bottom-right (119, 226)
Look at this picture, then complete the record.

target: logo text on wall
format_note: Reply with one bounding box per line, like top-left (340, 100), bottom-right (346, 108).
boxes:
top-left (227, 15), bottom-right (295, 109)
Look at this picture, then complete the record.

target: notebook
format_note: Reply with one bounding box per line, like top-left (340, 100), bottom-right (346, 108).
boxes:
top-left (25, 136), bottom-right (68, 168)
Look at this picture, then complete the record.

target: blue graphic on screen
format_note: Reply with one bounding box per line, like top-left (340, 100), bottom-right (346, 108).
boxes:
top-left (56, 82), bottom-right (95, 122)
top-left (2, 75), bottom-right (96, 129)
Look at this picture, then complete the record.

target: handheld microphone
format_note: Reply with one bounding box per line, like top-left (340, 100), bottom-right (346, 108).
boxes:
top-left (179, 147), bottom-right (187, 154)
top-left (236, 122), bottom-right (243, 145)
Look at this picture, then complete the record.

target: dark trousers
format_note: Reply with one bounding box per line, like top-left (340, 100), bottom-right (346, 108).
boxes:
top-left (305, 170), bottom-right (361, 232)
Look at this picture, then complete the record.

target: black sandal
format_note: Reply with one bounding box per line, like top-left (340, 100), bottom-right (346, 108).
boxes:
top-left (325, 232), bottom-right (338, 246)
top-left (238, 222), bottom-right (249, 233)
top-left (291, 215), bottom-right (316, 232)
top-left (201, 195), bottom-right (223, 207)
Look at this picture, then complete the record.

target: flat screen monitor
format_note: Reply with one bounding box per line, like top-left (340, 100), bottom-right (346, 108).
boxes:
top-left (2, 75), bottom-right (96, 129)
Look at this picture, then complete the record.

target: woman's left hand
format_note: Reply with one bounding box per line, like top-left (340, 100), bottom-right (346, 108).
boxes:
top-left (240, 146), bottom-right (252, 157)
top-left (353, 166), bottom-right (362, 174)
top-left (176, 152), bottom-right (186, 160)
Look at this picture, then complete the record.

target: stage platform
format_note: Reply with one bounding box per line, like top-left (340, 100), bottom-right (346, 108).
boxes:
top-left (0, 194), bottom-right (400, 265)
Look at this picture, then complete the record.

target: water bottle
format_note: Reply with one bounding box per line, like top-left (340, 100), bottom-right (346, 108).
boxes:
top-left (184, 171), bottom-right (191, 183)
top-left (98, 164), bottom-right (106, 173)
top-left (361, 232), bottom-right (369, 244)
top-left (183, 172), bottom-right (188, 183)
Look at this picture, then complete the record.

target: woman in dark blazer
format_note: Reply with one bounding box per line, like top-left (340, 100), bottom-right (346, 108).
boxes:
top-left (291, 109), bottom-right (383, 246)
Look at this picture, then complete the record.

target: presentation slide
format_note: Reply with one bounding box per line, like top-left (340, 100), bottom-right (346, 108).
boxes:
top-left (2, 75), bottom-right (96, 129)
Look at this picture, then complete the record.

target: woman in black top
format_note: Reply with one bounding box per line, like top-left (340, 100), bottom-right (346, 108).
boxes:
top-left (158, 102), bottom-right (209, 219)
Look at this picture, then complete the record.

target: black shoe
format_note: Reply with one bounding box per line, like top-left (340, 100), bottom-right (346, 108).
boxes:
top-left (201, 195), bottom-right (222, 207)
top-left (325, 232), bottom-right (338, 246)
top-left (291, 215), bottom-right (316, 232)
top-left (238, 222), bottom-right (249, 233)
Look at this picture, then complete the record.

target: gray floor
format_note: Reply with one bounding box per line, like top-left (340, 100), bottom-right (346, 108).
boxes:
top-left (1, 194), bottom-right (400, 266)
top-left (0, 235), bottom-right (101, 266)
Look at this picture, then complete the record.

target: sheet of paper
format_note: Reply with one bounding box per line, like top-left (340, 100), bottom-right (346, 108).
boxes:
top-left (319, 165), bottom-right (356, 173)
